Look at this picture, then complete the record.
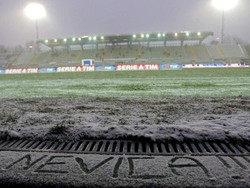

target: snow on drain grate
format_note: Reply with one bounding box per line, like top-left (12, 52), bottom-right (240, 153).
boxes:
top-left (0, 139), bottom-right (250, 187)
top-left (0, 139), bottom-right (249, 155)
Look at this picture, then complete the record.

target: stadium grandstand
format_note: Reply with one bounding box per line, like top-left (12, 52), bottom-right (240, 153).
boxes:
top-left (0, 31), bottom-right (249, 68)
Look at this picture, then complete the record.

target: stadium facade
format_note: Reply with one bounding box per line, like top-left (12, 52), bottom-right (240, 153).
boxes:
top-left (0, 31), bottom-right (249, 69)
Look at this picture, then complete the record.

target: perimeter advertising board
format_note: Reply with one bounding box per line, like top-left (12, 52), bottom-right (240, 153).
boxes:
top-left (5, 68), bottom-right (39, 74)
top-left (116, 64), bottom-right (160, 71)
top-left (160, 64), bottom-right (183, 70)
top-left (57, 66), bottom-right (95, 72)
top-left (183, 63), bottom-right (249, 68)
top-left (202, 64), bottom-right (225, 67)
top-left (96, 65), bottom-right (116, 71)
top-left (0, 69), bottom-right (5, 74)
top-left (38, 67), bottom-right (57, 73)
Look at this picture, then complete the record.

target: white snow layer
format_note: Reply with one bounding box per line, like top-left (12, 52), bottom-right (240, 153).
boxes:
top-left (0, 97), bottom-right (249, 142)
top-left (0, 110), bottom-right (249, 142)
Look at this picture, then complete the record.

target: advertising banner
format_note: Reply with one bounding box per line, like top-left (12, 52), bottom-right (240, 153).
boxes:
top-left (5, 68), bottom-right (39, 74)
top-left (0, 69), bottom-right (5, 74)
top-left (183, 63), bottom-right (249, 68)
top-left (96, 65), bottom-right (116, 71)
top-left (183, 64), bottom-right (223, 68)
top-left (160, 64), bottom-right (183, 70)
top-left (57, 66), bottom-right (95, 72)
top-left (116, 64), bottom-right (160, 71)
top-left (202, 64), bottom-right (226, 67)
top-left (38, 67), bottom-right (57, 73)
top-left (225, 64), bottom-right (247, 67)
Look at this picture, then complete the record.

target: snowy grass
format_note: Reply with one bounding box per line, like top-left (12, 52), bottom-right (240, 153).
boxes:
top-left (0, 68), bottom-right (250, 142)
top-left (0, 68), bottom-right (250, 98)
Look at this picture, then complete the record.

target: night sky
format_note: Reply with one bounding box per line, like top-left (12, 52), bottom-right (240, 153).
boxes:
top-left (0, 0), bottom-right (249, 46)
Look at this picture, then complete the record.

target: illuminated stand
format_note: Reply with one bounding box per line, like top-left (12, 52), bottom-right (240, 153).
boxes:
top-left (24, 2), bottom-right (46, 53)
top-left (212, 0), bottom-right (239, 44)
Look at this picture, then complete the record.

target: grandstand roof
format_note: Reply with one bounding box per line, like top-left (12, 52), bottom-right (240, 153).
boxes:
top-left (38, 31), bottom-right (213, 48)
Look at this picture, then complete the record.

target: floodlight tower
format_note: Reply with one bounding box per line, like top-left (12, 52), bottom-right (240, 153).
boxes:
top-left (24, 2), bottom-right (46, 52)
top-left (212, 0), bottom-right (238, 44)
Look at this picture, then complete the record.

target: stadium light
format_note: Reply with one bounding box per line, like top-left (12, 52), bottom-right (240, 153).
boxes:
top-left (72, 38), bottom-right (76, 42)
top-left (212, 0), bottom-right (239, 43)
top-left (89, 37), bottom-right (92, 41)
top-left (157, 33), bottom-right (161, 37)
top-left (186, 32), bottom-right (190, 36)
top-left (54, 39), bottom-right (57, 42)
top-left (78, 37), bottom-right (81, 41)
top-left (45, 40), bottom-right (48, 43)
top-left (146, 34), bottom-right (150, 38)
top-left (24, 3), bottom-right (46, 43)
top-left (162, 33), bottom-right (166, 37)
top-left (174, 33), bottom-right (178, 37)
top-left (101, 36), bottom-right (104, 40)
top-left (197, 32), bottom-right (201, 36)
top-left (133, 34), bottom-right (136, 38)
top-left (93, 36), bottom-right (97, 40)
top-left (141, 34), bottom-right (144, 38)
top-left (212, 0), bottom-right (238, 11)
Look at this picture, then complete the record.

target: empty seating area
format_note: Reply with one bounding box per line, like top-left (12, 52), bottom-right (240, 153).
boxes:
top-left (0, 44), bottom-right (249, 68)
top-left (191, 45), bottom-right (210, 63)
top-left (0, 53), bottom-right (23, 68)
top-left (220, 44), bottom-right (247, 59)
top-left (206, 45), bottom-right (224, 59)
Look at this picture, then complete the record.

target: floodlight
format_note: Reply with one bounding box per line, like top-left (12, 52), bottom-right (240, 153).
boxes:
top-left (162, 33), bottom-right (166, 37)
top-left (186, 32), bottom-right (190, 36)
top-left (212, 0), bottom-right (239, 43)
top-left (89, 37), bottom-right (92, 41)
top-left (146, 34), bottom-right (150, 38)
top-left (54, 39), bottom-right (57, 42)
top-left (78, 38), bottom-right (81, 41)
top-left (64, 38), bottom-right (67, 42)
top-left (93, 36), bottom-right (97, 40)
top-left (24, 3), bottom-right (46, 20)
top-left (141, 34), bottom-right (144, 38)
top-left (157, 33), bottom-right (161, 37)
top-left (133, 34), bottom-right (136, 38)
top-left (212, 0), bottom-right (238, 11)
top-left (24, 2), bottom-right (46, 53)
top-left (72, 38), bottom-right (76, 41)
top-left (45, 40), bottom-right (48, 43)
top-left (174, 33), bottom-right (178, 37)
top-left (197, 32), bottom-right (201, 36)
top-left (101, 36), bottom-right (104, 40)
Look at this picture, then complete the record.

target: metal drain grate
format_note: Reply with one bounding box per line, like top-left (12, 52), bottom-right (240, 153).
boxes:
top-left (0, 139), bottom-right (249, 155)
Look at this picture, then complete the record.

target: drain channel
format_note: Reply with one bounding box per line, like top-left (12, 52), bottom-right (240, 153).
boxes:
top-left (0, 139), bottom-right (249, 155)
